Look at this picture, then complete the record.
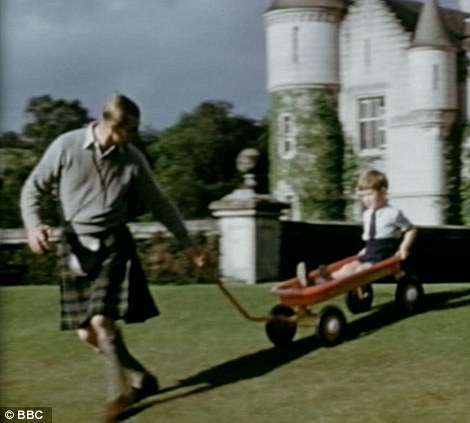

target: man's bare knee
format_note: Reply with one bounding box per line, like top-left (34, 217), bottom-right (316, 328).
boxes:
top-left (77, 327), bottom-right (97, 345)
top-left (89, 315), bottom-right (116, 338)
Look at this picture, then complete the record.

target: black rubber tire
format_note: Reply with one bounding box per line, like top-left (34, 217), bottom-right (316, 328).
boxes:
top-left (395, 276), bottom-right (424, 314)
top-left (265, 305), bottom-right (297, 347)
top-left (345, 284), bottom-right (374, 314)
top-left (316, 305), bottom-right (347, 347)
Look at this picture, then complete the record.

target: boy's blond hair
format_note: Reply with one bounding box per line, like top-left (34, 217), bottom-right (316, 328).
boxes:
top-left (357, 169), bottom-right (388, 191)
top-left (102, 94), bottom-right (140, 126)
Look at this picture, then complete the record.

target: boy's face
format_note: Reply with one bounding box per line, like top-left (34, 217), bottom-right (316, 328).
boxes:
top-left (358, 188), bottom-right (387, 210)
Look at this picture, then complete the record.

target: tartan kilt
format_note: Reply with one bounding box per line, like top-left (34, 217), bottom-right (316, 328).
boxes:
top-left (59, 225), bottom-right (160, 330)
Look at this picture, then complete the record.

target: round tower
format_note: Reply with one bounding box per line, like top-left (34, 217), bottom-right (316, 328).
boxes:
top-left (264, 0), bottom-right (345, 221)
top-left (408, 0), bottom-right (457, 111)
top-left (389, 0), bottom-right (458, 225)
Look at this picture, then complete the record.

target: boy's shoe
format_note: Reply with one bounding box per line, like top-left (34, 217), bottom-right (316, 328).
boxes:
top-left (315, 265), bottom-right (332, 284)
top-left (129, 375), bottom-right (160, 404)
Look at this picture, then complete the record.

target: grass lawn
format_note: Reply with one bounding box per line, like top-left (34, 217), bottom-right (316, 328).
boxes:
top-left (1, 282), bottom-right (470, 423)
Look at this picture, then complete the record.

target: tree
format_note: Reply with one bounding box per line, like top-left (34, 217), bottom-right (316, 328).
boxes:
top-left (149, 102), bottom-right (268, 218)
top-left (0, 146), bottom-right (38, 227)
top-left (23, 95), bottom-right (92, 152)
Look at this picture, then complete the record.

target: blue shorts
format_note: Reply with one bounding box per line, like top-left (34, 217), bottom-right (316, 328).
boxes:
top-left (359, 239), bottom-right (400, 264)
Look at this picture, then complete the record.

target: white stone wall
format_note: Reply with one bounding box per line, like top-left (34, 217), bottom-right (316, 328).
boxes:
top-left (265, 9), bottom-right (341, 91)
top-left (386, 124), bottom-right (445, 225)
top-left (339, 0), bottom-right (458, 225)
top-left (339, 0), bottom-right (412, 144)
top-left (408, 48), bottom-right (457, 111)
top-left (265, 0), bottom-right (464, 226)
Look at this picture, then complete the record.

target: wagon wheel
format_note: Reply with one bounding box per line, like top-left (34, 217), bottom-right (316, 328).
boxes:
top-left (316, 306), bottom-right (347, 347)
top-left (345, 284), bottom-right (374, 314)
top-left (395, 276), bottom-right (424, 314)
top-left (265, 305), bottom-right (297, 347)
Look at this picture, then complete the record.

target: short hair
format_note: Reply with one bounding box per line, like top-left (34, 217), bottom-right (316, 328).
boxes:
top-left (357, 169), bottom-right (388, 191)
top-left (102, 94), bottom-right (140, 126)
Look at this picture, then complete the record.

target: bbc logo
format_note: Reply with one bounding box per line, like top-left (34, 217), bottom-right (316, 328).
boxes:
top-left (0, 408), bottom-right (52, 423)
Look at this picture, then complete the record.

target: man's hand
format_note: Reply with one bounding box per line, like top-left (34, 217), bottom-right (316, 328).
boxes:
top-left (27, 224), bottom-right (52, 255)
top-left (186, 245), bottom-right (208, 268)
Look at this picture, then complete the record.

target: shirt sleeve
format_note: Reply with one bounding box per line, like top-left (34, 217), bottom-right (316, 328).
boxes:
top-left (20, 138), bottom-right (63, 229)
top-left (361, 209), bottom-right (369, 241)
top-left (132, 153), bottom-right (194, 249)
top-left (395, 209), bottom-right (412, 232)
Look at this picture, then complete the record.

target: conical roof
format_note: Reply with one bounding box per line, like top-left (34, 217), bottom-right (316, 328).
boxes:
top-left (412, 0), bottom-right (453, 49)
top-left (267, 0), bottom-right (344, 12)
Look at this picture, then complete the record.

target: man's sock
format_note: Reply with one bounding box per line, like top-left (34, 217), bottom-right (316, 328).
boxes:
top-left (96, 333), bottom-right (128, 400)
top-left (114, 330), bottom-right (152, 388)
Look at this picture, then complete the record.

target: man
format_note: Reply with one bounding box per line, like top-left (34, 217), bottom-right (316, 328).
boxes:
top-left (20, 94), bottom-right (207, 422)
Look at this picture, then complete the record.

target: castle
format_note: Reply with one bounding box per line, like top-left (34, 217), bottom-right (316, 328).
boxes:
top-left (264, 0), bottom-right (470, 225)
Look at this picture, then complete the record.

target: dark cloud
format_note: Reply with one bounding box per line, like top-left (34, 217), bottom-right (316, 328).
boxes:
top-left (0, 0), bottom-right (458, 132)
top-left (1, 0), bottom-right (269, 131)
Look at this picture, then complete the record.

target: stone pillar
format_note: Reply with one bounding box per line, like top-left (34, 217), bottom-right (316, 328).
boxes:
top-left (210, 188), bottom-right (288, 285)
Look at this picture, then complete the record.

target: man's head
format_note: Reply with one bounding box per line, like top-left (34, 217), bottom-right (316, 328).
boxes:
top-left (101, 94), bottom-right (140, 145)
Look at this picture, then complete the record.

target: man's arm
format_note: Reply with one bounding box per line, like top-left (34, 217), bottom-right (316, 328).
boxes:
top-left (132, 153), bottom-right (194, 245)
top-left (20, 139), bottom-right (62, 254)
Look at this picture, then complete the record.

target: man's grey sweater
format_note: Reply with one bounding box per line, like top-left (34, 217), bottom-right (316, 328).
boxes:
top-left (20, 124), bottom-right (193, 247)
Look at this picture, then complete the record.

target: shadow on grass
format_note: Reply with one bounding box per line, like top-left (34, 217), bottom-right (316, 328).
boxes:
top-left (118, 335), bottom-right (320, 420)
top-left (348, 286), bottom-right (470, 341)
top-left (119, 286), bottom-right (470, 421)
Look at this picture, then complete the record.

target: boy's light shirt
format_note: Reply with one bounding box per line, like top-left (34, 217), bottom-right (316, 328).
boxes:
top-left (362, 205), bottom-right (412, 241)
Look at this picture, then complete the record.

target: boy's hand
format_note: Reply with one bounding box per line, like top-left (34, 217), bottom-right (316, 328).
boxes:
top-left (396, 246), bottom-right (410, 260)
top-left (186, 245), bottom-right (208, 268)
top-left (27, 224), bottom-right (52, 255)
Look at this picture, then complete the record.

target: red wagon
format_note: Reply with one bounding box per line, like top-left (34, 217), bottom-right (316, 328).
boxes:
top-left (265, 255), bottom-right (423, 347)
top-left (216, 255), bottom-right (424, 348)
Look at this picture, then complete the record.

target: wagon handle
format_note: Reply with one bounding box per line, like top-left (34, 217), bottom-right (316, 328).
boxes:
top-left (215, 278), bottom-right (271, 322)
top-left (214, 277), bottom-right (299, 324)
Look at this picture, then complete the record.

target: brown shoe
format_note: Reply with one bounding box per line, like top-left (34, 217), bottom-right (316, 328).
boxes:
top-left (129, 375), bottom-right (160, 404)
top-left (316, 265), bottom-right (332, 284)
top-left (103, 395), bottom-right (133, 422)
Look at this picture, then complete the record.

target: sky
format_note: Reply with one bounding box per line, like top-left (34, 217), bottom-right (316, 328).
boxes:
top-left (0, 0), bottom-right (459, 134)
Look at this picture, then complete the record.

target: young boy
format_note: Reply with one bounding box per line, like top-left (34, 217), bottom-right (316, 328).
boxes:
top-left (298, 169), bottom-right (417, 286)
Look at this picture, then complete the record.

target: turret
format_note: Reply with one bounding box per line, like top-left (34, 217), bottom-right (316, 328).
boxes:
top-left (264, 0), bottom-right (345, 221)
top-left (391, 0), bottom-right (458, 225)
top-left (265, 0), bottom-right (344, 92)
top-left (408, 0), bottom-right (457, 112)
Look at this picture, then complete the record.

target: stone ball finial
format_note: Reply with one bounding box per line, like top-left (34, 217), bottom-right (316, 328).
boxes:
top-left (236, 148), bottom-right (261, 189)
top-left (236, 148), bottom-right (260, 174)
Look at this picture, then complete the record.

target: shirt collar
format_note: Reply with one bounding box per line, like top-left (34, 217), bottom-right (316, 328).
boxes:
top-left (83, 122), bottom-right (97, 149)
top-left (83, 122), bottom-right (118, 157)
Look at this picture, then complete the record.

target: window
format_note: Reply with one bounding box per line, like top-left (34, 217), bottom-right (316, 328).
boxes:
top-left (358, 97), bottom-right (386, 150)
top-left (292, 26), bottom-right (299, 64)
top-left (432, 64), bottom-right (439, 91)
top-left (277, 113), bottom-right (297, 159)
top-left (364, 39), bottom-right (371, 69)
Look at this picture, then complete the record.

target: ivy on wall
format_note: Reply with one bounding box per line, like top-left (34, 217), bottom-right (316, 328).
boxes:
top-left (342, 140), bottom-right (360, 220)
top-left (444, 121), bottom-right (464, 225)
top-left (459, 123), bottom-right (470, 225)
top-left (269, 89), bottom-right (345, 221)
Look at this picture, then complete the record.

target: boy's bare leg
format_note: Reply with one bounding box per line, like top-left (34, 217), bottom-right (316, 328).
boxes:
top-left (296, 262), bottom-right (309, 287)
